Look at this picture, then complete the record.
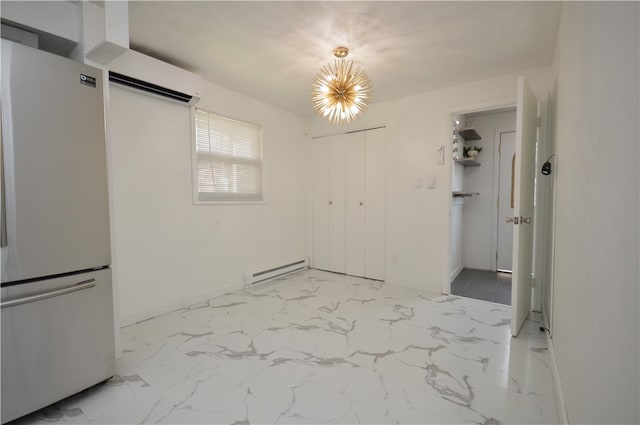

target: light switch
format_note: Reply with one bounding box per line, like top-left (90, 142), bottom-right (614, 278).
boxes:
top-left (437, 145), bottom-right (445, 165)
top-left (428, 177), bottom-right (437, 189)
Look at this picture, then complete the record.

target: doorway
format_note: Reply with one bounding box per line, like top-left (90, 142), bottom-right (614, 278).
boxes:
top-left (448, 107), bottom-right (516, 305)
top-left (447, 78), bottom-right (544, 336)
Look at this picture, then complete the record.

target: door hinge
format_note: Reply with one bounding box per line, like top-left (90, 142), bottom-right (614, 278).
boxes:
top-left (531, 276), bottom-right (536, 287)
top-left (536, 117), bottom-right (541, 128)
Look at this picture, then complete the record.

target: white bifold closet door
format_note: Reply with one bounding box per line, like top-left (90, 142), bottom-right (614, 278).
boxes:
top-left (312, 135), bottom-right (346, 273)
top-left (345, 133), bottom-right (366, 277)
top-left (328, 136), bottom-right (347, 273)
top-left (311, 139), bottom-right (330, 272)
top-left (312, 128), bottom-right (384, 280)
top-left (365, 130), bottom-right (385, 280)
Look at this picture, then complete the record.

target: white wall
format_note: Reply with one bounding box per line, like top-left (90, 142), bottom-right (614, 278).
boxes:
top-left (549, 2), bottom-right (639, 423)
top-left (460, 110), bottom-right (516, 271)
top-left (310, 67), bottom-right (552, 294)
top-left (449, 198), bottom-right (464, 281)
top-left (109, 82), bottom-right (310, 326)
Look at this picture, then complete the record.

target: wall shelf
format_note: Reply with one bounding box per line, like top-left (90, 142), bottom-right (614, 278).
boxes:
top-left (454, 158), bottom-right (480, 167)
top-left (458, 128), bottom-right (481, 141)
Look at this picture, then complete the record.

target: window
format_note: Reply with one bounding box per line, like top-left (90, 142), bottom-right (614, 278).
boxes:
top-left (193, 109), bottom-right (263, 202)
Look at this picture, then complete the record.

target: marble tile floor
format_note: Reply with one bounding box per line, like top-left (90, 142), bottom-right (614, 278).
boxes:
top-left (13, 269), bottom-right (557, 425)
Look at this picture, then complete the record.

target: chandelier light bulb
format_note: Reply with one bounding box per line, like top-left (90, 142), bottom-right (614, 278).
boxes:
top-left (311, 47), bottom-right (371, 125)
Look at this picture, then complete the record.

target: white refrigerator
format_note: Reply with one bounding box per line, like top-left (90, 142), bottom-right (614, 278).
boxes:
top-left (1, 39), bottom-right (116, 423)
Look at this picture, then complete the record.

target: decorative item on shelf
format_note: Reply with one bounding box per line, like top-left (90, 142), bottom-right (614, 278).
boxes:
top-left (311, 47), bottom-right (371, 125)
top-left (464, 145), bottom-right (483, 160)
top-left (452, 139), bottom-right (464, 160)
top-left (452, 120), bottom-right (464, 160)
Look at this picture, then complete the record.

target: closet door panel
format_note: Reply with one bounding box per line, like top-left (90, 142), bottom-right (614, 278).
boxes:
top-left (345, 133), bottom-right (366, 277)
top-left (328, 136), bottom-right (346, 273)
top-left (311, 139), bottom-right (330, 271)
top-left (365, 129), bottom-right (385, 280)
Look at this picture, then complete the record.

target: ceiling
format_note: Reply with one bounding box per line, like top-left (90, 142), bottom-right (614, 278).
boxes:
top-left (128, 1), bottom-right (562, 118)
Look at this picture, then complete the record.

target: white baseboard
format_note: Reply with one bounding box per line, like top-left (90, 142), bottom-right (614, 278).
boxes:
top-left (450, 262), bottom-right (464, 284)
top-left (546, 332), bottom-right (569, 424)
top-left (119, 283), bottom-right (244, 329)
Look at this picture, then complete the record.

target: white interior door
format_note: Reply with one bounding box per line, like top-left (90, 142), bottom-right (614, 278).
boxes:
top-left (497, 131), bottom-right (516, 272)
top-left (511, 77), bottom-right (538, 336)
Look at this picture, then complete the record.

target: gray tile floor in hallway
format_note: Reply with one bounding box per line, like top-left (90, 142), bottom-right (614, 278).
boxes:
top-left (13, 269), bottom-right (557, 424)
top-left (451, 268), bottom-right (513, 305)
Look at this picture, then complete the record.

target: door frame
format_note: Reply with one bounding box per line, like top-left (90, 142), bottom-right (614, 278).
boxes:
top-left (532, 94), bottom-right (555, 333)
top-left (492, 128), bottom-right (516, 273)
top-left (443, 97), bottom-right (516, 295)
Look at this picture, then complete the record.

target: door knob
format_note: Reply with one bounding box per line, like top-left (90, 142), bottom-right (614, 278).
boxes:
top-left (359, 202), bottom-right (363, 206)
top-left (520, 216), bottom-right (532, 224)
top-left (505, 216), bottom-right (519, 224)
top-left (329, 201), bottom-right (333, 205)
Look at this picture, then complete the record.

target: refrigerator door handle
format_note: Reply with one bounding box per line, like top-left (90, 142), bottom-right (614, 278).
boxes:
top-left (1, 279), bottom-right (96, 309)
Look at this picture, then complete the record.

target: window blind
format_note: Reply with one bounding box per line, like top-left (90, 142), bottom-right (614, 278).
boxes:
top-left (194, 109), bottom-right (263, 202)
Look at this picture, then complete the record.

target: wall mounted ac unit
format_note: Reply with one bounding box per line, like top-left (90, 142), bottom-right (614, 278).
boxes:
top-left (108, 49), bottom-right (202, 106)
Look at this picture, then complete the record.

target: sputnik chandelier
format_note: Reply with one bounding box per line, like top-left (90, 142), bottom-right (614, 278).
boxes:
top-left (311, 47), bottom-right (371, 125)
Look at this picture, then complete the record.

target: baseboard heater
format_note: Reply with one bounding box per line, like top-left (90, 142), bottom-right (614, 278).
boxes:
top-left (243, 258), bottom-right (309, 286)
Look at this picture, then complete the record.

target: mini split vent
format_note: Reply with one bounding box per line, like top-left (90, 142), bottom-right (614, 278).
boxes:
top-left (107, 49), bottom-right (202, 106)
top-left (109, 71), bottom-right (195, 104)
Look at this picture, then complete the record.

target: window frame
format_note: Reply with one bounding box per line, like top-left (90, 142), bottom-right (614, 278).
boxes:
top-left (191, 107), bottom-right (265, 205)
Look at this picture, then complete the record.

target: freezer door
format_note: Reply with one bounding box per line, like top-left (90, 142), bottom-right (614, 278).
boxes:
top-left (1, 269), bottom-right (116, 423)
top-left (1, 40), bottom-right (111, 283)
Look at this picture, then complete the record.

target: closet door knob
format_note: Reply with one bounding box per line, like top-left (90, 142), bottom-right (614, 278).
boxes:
top-left (359, 202), bottom-right (364, 206)
top-left (329, 201), bottom-right (333, 205)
